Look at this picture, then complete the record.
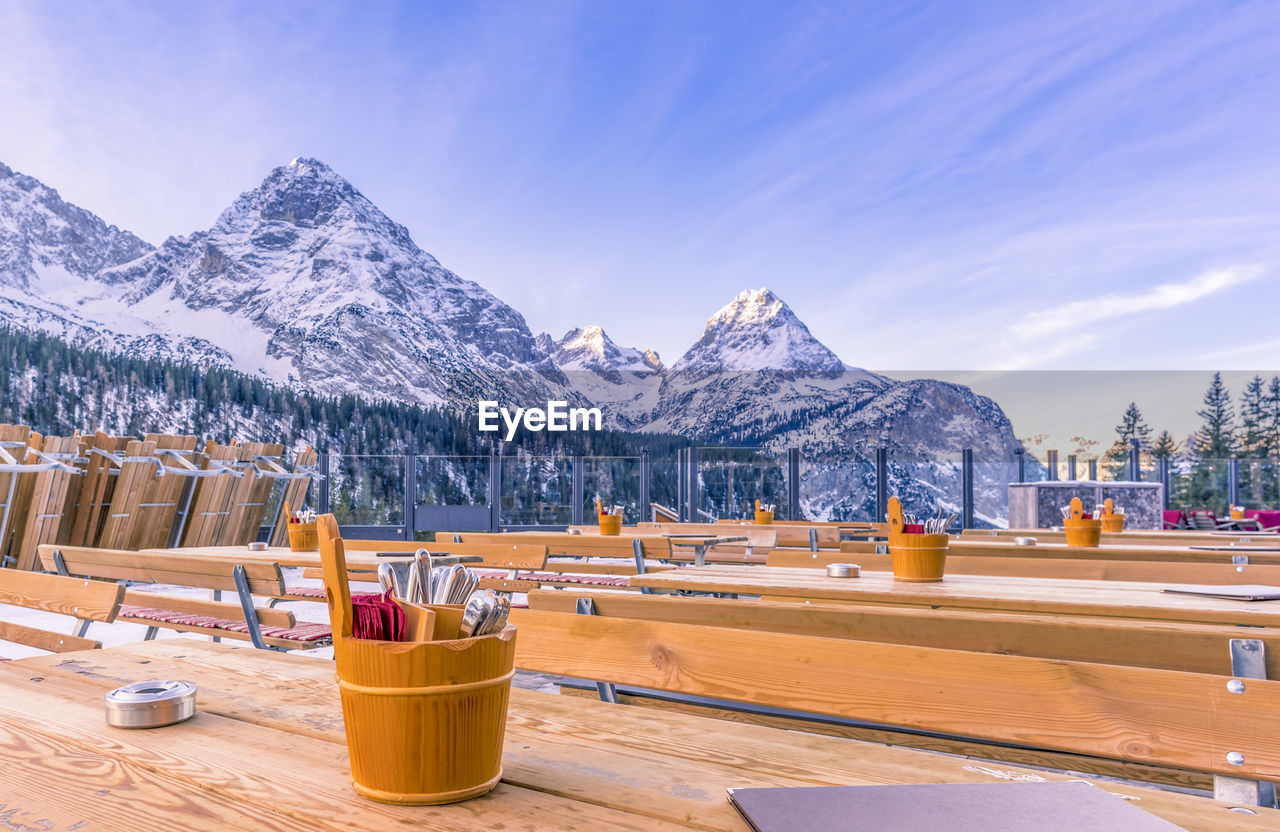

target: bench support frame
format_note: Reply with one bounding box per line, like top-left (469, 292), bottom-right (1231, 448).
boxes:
top-left (575, 597), bottom-right (619, 704)
top-left (1213, 638), bottom-right (1278, 808)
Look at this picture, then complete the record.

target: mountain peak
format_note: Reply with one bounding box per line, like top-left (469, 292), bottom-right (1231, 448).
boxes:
top-left (672, 287), bottom-right (844, 375)
top-left (553, 325), bottom-right (663, 375)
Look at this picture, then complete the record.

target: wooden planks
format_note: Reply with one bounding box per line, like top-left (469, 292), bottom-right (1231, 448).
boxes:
top-left (181, 441), bottom-right (244, 547)
top-left (63, 432), bottom-right (132, 547)
top-left (528, 590), bottom-right (1280, 677)
top-left (268, 446), bottom-right (318, 547)
top-left (844, 538), bottom-right (1280, 566)
top-left (628, 565), bottom-right (1280, 627)
top-left (509, 608), bottom-right (1280, 780)
top-left (444, 531), bottom-right (674, 559)
top-left (7, 639), bottom-right (1277, 831)
top-left (774, 546), bottom-right (1280, 585)
top-left (39, 544), bottom-right (288, 596)
top-left (12, 434), bottom-right (82, 570)
top-left (223, 442), bottom-right (284, 545)
top-left (0, 568), bottom-right (123, 622)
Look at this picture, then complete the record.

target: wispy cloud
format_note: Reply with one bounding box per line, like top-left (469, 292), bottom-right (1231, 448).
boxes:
top-left (1006, 265), bottom-right (1262, 344)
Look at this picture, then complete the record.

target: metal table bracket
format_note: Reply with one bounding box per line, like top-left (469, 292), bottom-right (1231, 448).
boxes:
top-left (575, 597), bottom-right (619, 704)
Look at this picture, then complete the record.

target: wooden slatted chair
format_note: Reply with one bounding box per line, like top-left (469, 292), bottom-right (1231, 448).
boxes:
top-left (0, 568), bottom-right (125, 654)
top-left (38, 544), bottom-right (332, 651)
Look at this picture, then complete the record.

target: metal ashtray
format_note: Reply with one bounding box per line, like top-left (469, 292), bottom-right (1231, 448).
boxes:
top-left (105, 680), bottom-right (197, 729)
top-left (1013, 537), bottom-right (1037, 546)
top-left (247, 541), bottom-right (268, 551)
top-left (826, 563), bottom-right (860, 578)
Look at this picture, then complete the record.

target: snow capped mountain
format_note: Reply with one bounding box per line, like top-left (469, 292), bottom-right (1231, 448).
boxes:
top-left (2, 157), bottom-right (574, 406)
top-left (673, 287), bottom-right (846, 377)
top-left (0, 157), bottom-right (1024, 521)
top-left (552, 326), bottom-right (663, 376)
top-left (0, 161), bottom-right (152, 288)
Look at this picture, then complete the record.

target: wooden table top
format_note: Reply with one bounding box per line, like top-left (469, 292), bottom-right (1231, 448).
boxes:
top-left (888, 539), bottom-right (1280, 566)
top-left (142, 545), bottom-right (479, 570)
top-left (1, 639), bottom-right (1271, 831)
top-left (629, 565), bottom-right (1280, 627)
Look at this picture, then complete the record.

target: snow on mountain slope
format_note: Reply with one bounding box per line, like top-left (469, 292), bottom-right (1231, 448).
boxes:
top-left (544, 326), bottom-right (664, 427)
top-left (1, 157), bottom-right (577, 406)
top-left (0, 161), bottom-right (152, 289)
top-left (672, 288), bottom-right (847, 376)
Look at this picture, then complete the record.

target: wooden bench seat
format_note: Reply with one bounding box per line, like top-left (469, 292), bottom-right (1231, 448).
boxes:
top-left (116, 604), bottom-right (333, 649)
top-left (37, 544), bottom-right (329, 651)
top-left (0, 567), bottom-right (125, 653)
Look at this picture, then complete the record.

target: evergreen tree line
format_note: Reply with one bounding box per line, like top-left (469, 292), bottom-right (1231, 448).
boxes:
top-left (0, 325), bottom-right (685, 459)
top-left (1106, 372), bottom-right (1280, 510)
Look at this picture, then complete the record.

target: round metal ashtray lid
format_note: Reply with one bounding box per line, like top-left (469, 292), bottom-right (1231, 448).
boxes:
top-left (105, 680), bottom-right (197, 729)
top-left (826, 563), bottom-right (860, 578)
top-left (1014, 536), bottom-right (1037, 546)
top-left (247, 541), bottom-right (268, 551)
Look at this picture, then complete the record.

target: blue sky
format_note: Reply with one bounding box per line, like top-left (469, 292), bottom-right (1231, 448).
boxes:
top-left (2, 0), bottom-right (1278, 373)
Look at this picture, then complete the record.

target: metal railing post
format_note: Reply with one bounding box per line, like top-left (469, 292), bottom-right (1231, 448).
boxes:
top-left (639, 448), bottom-right (651, 521)
top-left (1015, 449), bottom-right (1026, 483)
top-left (687, 446), bottom-right (700, 522)
top-left (403, 454), bottom-right (416, 541)
top-left (1046, 450), bottom-right (1058, 481)
top-left (571, 454), bottom-right (585, 526)
top-left (875, 448), bottom-right (888, 523)
top-left (317, 453), bottom-right (331, 515)
top-left (787, 448), bottom-right (801, 522)
top-left (1129, 440), bottom-right (1142, 482)
top-left (961, 449), bottom-right (974, 530)
top-left (1228, 457), bottom-right (1240, 508)
top-left (1066, 454), bottom-right (1077, 481)
top-left (488, 449), bottom-right (501, 532)
top-left (1087, 458), bottom-right (1097, 481)
top-left (1158, 457), bottom-right (1171, 509)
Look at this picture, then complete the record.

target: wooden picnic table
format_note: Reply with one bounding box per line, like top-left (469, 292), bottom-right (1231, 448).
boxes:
top-left (628, 565), bottom-right (1280, 627)
top-left (141, 544), bottom-right (480, 570)
top-left (0, 639), bottom-right (1271, 831)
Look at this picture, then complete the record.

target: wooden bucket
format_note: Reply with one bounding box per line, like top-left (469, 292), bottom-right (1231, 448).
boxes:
top-left (1100, 514), bottom-right (1125, 533)
top-left (598, 514), bottom-right (622, 535)
top-left (288, 522), bottom-right (319, 551)
top-left (888, 533), bottom-right (948, 582)
top-left (1063, 517), bottom-right (1102, 547)
top-left (754, 510), bottom-right (775, 525)
top-left (318, 515), bottom-right (516, 805)
top-left (284, 501), bottom-right (319, 551)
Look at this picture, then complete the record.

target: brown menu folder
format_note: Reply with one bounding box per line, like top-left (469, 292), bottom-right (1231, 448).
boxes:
top-left (1162, 584), bottom-right (1280, 601)
top-left (727, 782), bottom-right (1188, 832)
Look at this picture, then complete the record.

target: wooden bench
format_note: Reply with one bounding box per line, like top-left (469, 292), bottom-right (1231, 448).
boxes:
top-left (296, 540), bottom-right (553, 596)
top-left (527, 587), bottom-right (1280, 790)
top-left (510, 605), bottom-right (1280, 805)
top-left (435, 532), bottom-right (676, 591)
top-left (0, 567), bottom-right (125, 653)
top-left (300, 540), bottom-right (671, 593)
top-left (37, 544), bottom-right (332, 651)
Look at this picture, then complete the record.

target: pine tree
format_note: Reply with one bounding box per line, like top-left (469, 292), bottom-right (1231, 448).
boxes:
top-left (1239, 375), bottom-right (1267, 457)
top-left (1265, 376), bottom-right (1280, 457)
top-left (1150, 430), bottom-right (1178, 460)
top-left (1184, 372), bottom-right (1236, 513)
top-left (1104, 402), bottom-right (1152, 478)
top-left (1194, 372), bottom-right (1235, 459)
